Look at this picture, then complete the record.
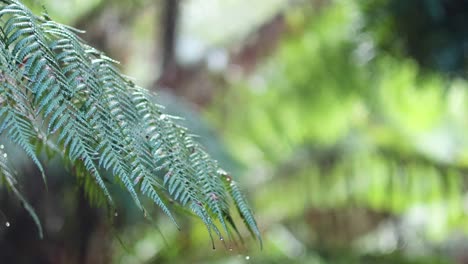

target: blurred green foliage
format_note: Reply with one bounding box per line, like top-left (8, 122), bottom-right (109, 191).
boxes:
top-left (202, 1), bottom-right (468, 263)
top-left (3, 0), bottom-right (468, 263)
top-left (107, 1), bottom-right (468, 263)
top-left (20, 0), bottom-right (102, 23)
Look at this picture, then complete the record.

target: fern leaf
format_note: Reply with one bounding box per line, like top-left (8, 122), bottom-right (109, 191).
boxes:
top-left (0, 0), bottom-right (261, 247)
top-left (220, 169), bottom-right (263, 248)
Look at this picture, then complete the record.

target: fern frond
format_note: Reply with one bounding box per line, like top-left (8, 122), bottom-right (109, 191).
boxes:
top-left (0, 45), bottom-right (47, 185)
top-left (220, 169), bottom-right (263, 247)
top-left (0, 0), bottom-right (261, 246)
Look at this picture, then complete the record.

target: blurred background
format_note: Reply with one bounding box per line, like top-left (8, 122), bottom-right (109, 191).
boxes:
top-left (3, 0), bottom-right (468, 263)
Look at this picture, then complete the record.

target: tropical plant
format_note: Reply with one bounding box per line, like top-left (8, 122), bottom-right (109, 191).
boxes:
top-left (0, 0), bottom-right (260, 247)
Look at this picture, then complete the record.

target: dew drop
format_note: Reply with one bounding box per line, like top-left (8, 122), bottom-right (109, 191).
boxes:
top-left (114, 212), bottom-right (118, 217)
top-left (245, 256), bottom-right (250, 260)
top-left (3, 153), bottom-right (6, 158)
top-left (217, 168), bottom-right (227, 176)
top-left (134, 175), bottom-right (143, 185)
top-left (0, 144), bottom-right (4, 149)
top-left (220, 237), bottom-right (224, 241)
top-left (5, 222), bottom-right (10, 227)
top-left (229, 248), bottom-right (233, 251)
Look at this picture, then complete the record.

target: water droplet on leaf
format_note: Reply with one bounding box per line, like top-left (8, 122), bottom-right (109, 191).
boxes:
top-left (5, 222), bottom-right (10, 227)
top-left (217, 169), bottom-right (227, 176)
top-left (245, 256), bottom-right (250, 260)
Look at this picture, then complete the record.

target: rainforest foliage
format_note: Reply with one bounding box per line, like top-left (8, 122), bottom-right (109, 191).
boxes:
top-left (1, 0), bottom-right (468, 263)
top-left (0, 0), bottom-right (260, 247)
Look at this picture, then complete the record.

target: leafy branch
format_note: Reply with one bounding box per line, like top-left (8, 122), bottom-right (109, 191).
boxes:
top-left (0, 0), bottom-right (261, 247)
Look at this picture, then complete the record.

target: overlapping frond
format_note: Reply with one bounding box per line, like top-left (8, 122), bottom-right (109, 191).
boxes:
top-left (0, 0), bottom-right (260, 246)
top-left (258, 145), bottom-right (468, 229)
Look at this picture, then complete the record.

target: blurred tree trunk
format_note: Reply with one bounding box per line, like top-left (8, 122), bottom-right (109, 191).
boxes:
top-left (155, 7), bottom-right (289, 107)
top-left (156, 0), bottom-right (180, 90)
top-left (161, 0), bottom-right (179, 72)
